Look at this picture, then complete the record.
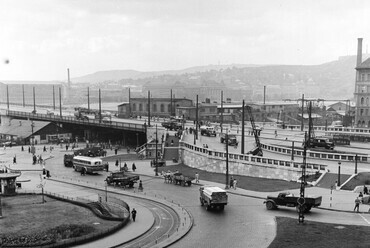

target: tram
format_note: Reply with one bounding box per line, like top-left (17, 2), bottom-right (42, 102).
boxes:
top-left (72, 156), bottom-right (105, 174)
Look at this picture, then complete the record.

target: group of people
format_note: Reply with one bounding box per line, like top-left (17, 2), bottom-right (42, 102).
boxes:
top-left (115, 161), bottom-right (136, 172)
top-left (230, 176), bottom-right (237, 190)
top-left (354, 185), bottom-right (369, 212)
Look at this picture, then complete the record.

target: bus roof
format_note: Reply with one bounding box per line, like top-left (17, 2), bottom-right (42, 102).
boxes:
top-left (73, 156), bottom-right (103, 162)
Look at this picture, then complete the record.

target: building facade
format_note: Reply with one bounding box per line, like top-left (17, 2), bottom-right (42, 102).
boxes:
top-left (354, 38), bottom-right (370, 127)
top-left (117, 98), bottom-right (193, 118)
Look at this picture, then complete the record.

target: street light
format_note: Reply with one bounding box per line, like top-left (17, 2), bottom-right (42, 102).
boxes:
top-left (338, 161), bottom-right (341, 187)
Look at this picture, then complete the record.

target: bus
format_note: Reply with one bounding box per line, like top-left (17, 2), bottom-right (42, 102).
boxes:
top-left (72, 156), bottom-right (106, 174)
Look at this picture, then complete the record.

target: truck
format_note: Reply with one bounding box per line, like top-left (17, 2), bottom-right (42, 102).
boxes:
top-left (64, 154), bottom-right (74, 167)
top-left (220, 133), bottom-right (238, 146)
top-left (199, 186), bottom-right (228, 211)
top-left (200, 125), bottom-right (217, 137)
top-left (161, 121), bottom-right (182, 130)
top-left (264, 192), bottom-right (322, 213)
top-left (151, 159), bottom-right (166, 167)
top-left (105, 171), bottom-right (139, 188)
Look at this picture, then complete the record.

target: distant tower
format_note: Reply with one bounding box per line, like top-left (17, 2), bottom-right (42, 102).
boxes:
top-left (354, 38), bottom-right (370, 127)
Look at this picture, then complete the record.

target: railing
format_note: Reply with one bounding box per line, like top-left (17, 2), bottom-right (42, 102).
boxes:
top-left (180, 141), bottom-right (327, 172)
top-left (261, 143), bottom-right (369, 163)
top-left (6, 110), bottom-right (145, 131)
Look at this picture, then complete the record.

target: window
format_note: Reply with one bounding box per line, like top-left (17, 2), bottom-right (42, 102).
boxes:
top-left (361, 109), bottom-right (364, 116)
top-left (367, 98), bottom-right (369, 106)
top-left (368, 74), bottom-right (370, 81)
top-left (153, 104), bottom-right (157, 112)
top-left (361, 97), bottom-right (365, 105)
top-left (160, 104), bottom-right (165, 112)
top-left (139, 103), bottom-right (142, 111)
top-left (210, 108), bottom-right (215, 112)
top-left (132, 103), bottom-right (136, 111)
top-left (362, 74), bottom-right (366, 81)
top-left (366, 109), bottom-right (369, 116)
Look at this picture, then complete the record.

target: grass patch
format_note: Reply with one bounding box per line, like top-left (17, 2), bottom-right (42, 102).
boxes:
top-left (341, 172), bottom-right (370, 191)
top-left (157, 164), bottom-right (301, 192)
top-left (0, 194), bottom-right (121, 246)
top-left (269, 217), bottom-right (370, 248)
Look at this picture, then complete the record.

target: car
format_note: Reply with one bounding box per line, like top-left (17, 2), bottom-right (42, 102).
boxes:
top-left (220, 133), bottom-right (238, 146)
top-left (309, 137), bottom-right (335, 150)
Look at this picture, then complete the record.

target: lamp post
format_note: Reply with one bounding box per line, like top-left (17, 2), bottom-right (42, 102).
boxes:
top-left (338, 161), bottom-right (341, 187)
top-left (31, 121), bottom-right (35, 154)
top-left (155, 124), bottom-right (158, 176)
top-left (355, 154), bottom-right (358, 174)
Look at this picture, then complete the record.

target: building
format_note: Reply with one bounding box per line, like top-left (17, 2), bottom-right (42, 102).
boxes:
top-left (0, 119), bottom-right (71, 145)
top-left (117, 98), bottom-right (193, 118)
top-left (354, 38), bottom-right (370, 127)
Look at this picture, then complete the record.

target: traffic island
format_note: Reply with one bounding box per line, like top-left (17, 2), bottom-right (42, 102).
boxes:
top-left (0, 193), bottom-right (129, 247)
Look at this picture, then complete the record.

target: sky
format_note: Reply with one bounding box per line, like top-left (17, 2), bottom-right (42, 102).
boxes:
top-left (1, 0), bottom-right (370, 81)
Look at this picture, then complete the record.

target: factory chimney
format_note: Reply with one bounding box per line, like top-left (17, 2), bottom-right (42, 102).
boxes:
top-left (357, 38), bottom-right (363, 67)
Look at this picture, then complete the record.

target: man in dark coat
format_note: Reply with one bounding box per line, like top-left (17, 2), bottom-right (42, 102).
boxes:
top-left (131, 208), bottom-right (137, 222)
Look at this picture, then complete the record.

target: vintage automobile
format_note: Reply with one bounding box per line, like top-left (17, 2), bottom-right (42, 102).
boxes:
top-left (220, 133), bottom-right (238, 146)
top-left (105, 171), bottom-right (139, 188)
top-left (264, 192), bottom-right (322, 213)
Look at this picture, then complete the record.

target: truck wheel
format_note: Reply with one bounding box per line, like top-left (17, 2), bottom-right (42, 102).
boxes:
top-left (266, 201), bottom-right (275, 210)
top-left (188, 181), bottom-right (192, 186)
top-left (206, 204), bottom-right (210, 211)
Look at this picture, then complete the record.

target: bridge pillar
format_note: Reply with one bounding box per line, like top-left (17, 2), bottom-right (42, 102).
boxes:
top-left (0, 114), bottom-right (12, 126)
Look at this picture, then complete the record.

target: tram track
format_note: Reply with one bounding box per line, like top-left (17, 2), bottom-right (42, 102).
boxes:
top-left (49, 178), bottom-right (185, 248)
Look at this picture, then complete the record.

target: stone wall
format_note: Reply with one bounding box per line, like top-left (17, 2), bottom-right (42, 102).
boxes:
top-left (179, 142), bottom-right (323, 182)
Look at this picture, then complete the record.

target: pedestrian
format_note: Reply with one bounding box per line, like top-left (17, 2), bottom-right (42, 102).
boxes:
top-left (13, 155), bottom-right (17, 164)
top-left (21, 146), bottom-right (24, 151)
top-left (132, 163), bottom-right (136, 172)
top-left (131, 208), bottom-right (137, 222)
top-left (359, 192), bottom-right (364, 198)
top-left (115, 148), bottom-right (118, 155)
top-left (138, 180), bottom-right (143, 191)
top-left (28, 146), bottom-right (31, 153)
top-left (230, 176), bottom-right (234, 188)
top-left (195, 172), bottom-right (199, 183)
top-left (123, 163), bottom-right (128, 172)
top-left (354, 197), bottom-right (361, 212)
top-left (233, 178), bottom-right (237, 190)
top-left (274, 130), bottom-right (278, 137)
top-left (43, 146), bottom-right (46, 152)
top-left (115, 159), bottom-right (119, 167)
top-left (364, 185), bottom-right (368, 195)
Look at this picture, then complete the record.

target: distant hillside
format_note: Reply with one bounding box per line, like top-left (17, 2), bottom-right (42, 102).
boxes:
top-left (70, 55), bottom-right (368, 99)
top-left (71, 64), bottom-right (259, 83)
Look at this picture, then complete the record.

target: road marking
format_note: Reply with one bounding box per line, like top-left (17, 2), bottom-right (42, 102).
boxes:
top-left (359, 214), bottom-right (370, 225)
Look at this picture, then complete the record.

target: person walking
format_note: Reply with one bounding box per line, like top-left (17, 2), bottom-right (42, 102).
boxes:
top-left (230, 176), bottom-right (234, 188)
top-left (354, 197), bottom-right (361, 212)
top-left (195, 172), bottom-right (199, 183)
top-left (364, 185), bottom-right (368, 195)
top-left (13, 155), bottom-right (17, 164)
top-left (132, 163), bottom-right (136, 172)
top-left (138, 180), bottom-right (143, 191)
top-left (233, 178), bottom-right (237, 190)
top-left (115, 159), bottom-right (119, 167)
top-left (131, 208), bottom-right (137, 222)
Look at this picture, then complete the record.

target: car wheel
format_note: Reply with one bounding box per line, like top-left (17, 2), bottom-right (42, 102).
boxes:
top-left (266, 201), bottom-right (275, 210)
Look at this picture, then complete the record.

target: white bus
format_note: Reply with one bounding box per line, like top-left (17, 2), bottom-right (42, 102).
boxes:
top-left (72, 156), bottom-right (105, 174)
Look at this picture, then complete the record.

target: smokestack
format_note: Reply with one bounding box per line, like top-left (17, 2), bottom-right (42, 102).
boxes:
top-left (67, 68), bottom-right (71, 87)
top-left (357, 38), bottom-right (363, 67)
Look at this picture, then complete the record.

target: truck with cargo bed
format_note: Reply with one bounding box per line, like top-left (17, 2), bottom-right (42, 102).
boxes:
top-left (199, 186), bottom-right (228, 211)
top-left (105, 171), bottom-right (139, 188)
top-left (264, 192), bottom-right (322, 213)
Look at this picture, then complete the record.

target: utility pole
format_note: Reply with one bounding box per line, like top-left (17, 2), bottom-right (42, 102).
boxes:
top-left (59, 87), bottom-right (62, 117)
top-left (6, 85), bottom-right (9, 110)
top-left (195, 95), bottom-right (199, 141)
top-left (148, 91), bottom-right (151, 126)
top-left (53, 85), bottom-right (55, 110)
top-left (298, 131), bottom-right (308, 223)
top-left (241, 100), bottom-right (245, 154)
top-left (33, 86), bottom-right (36, 113)
top-left (220, 91), bottom-right (223, 133)
top-left (128, 88), bottom-right (131, 117)
top-left (22, 84), bottom-right (25, 107)
top-left (225, 133), bottom-right (229, 189)
top-left (155, 124), bottom-right (158, 176)
top-left (99, 88), bottom-right (102, 123)
top-left (87, 87), bottom-right (90, 112)
top-left (301, 94), bottom-right (304, 131)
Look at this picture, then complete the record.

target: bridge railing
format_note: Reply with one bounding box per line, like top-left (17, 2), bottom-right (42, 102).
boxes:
top-left (6, 110), bottom-right (145, 131)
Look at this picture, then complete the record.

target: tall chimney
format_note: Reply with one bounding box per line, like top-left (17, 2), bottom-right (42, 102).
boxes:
top-left (67, 68), bottom-right (71, 88)
top-left (357, 38), bottom-right (363, 67)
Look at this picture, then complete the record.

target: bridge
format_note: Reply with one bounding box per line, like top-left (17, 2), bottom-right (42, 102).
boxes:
top-left (4, 110), bottom-right (145, 132)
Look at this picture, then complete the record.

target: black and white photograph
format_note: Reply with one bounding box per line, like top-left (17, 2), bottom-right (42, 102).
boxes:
top-left (1, 0), bottom-right (370, 247)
